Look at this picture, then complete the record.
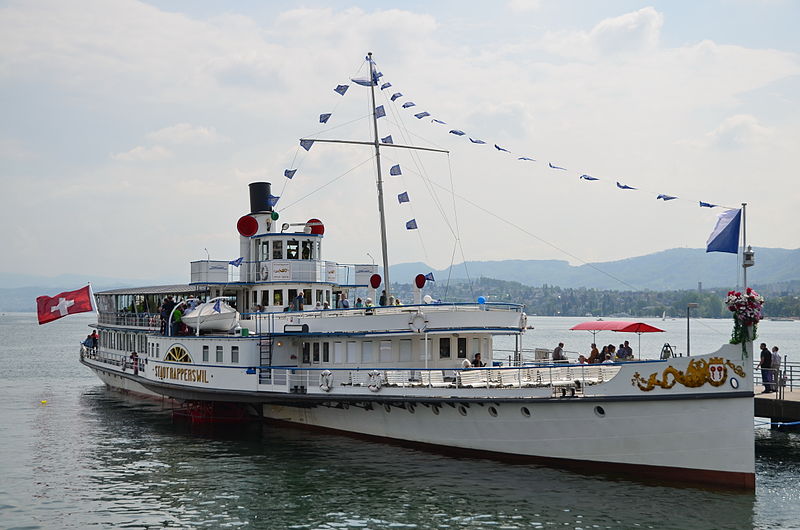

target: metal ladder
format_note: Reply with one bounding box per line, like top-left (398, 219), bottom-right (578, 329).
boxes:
top-left (257, 313), bottom-right (273, 384)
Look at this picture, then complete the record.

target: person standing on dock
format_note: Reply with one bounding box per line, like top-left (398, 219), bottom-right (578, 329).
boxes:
top-left (758, 343), bottom-right (773, 393)
top-left (772, 346), bottom-right (782, 392)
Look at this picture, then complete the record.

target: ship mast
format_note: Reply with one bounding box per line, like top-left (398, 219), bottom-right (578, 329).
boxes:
top-left (367, 52), bottom-right (392, 301)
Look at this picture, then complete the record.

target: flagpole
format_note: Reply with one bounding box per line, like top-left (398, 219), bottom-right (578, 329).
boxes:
top-left (367, 51), bottom-right (392, 303)
top-left (741, 202), bottom-right (747, 289)
top-left (87, 281), bottom-right (98, 315)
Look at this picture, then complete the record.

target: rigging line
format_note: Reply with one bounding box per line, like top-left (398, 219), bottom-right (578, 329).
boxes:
top-left (304, 114), bottom-right (372, 140)
top-left (279, 155), bottom-right (376, 212)
top-left (421, 178), bottom-right (643, 292)
top-left (447, 152), bottom-right (474, 299)
top-left (443, 239), bottom-right (460, 301)
top-left (383, 149), bottom-right (431, 265)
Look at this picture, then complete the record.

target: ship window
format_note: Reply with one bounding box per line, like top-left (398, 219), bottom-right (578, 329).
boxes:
top-left (231, 346), bottom-right (239, 364)
top-left (399, 340), bottom-right (412, 362)
top-left (472, 338), bottom-right (480, 355)
top-left (322, 342), bottom-right (330, 363)
top-left (156, 344), bottom-right (160, 358)
top-left (439, 338), bottom-right (451, 359)
top-left (260, 240), bottom-right (269, 261)
top-left (334, 342), bottom-right (344, 364)
top-left (312, 343), bottom-right (320, 364)
top-left (301, 240), bottom-right (312, 260)
top-left (457, 337), bottom-right (467, 358)
top-left (316, 289), bottom-right (323, 305)
top-left (346, 341), bottom-right (359, 363)
top-left (420, 338), bottom-right (432, 361)
top-left (287, 240), bottom-right (299, 259)
top-left (252, 291), bottom-right (258, 305)
top-left (261, 290), bottom-right (270, 307)
top-left (288, 289), bottom-right (297, 309)
top-left (380, 341), bottom-right (393, 362)
top-left (302, 342), bottom-right (310, 364)
top-left (362, 341), bottom-right (373, 363)
top-left (203, 345), bottom-right (209, 362)
top-left (272, 240), bottom-right (283, 259)
top-left (314, 241), bottom-right (320, 259)
top-left (216, 345), bottom-right (223, 363)
top-left (273, 290), bottom-right (283, 307)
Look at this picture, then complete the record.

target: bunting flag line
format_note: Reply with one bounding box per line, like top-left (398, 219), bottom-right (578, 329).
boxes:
top-left (432, 119), bottom-right (447, 124)
top-left (425, 272), bottom-right (435, 281)
top-left (518, 157), bottom-right (535, 161)
top-left (319, 113), bottom-right (331, 124)
top-left (300, 139), bottom-right (314, 151)
top-left (375, 105), bottom-right (386, 118)
top-left (406, 219), bottom-right (418, 230)
top-left (700, 201), bottom-right (717, 208)
top-left (470, 138), bottom-right (486, 144)
top-left (381, 135), bottom-right (393, 144)
top-left (579, 174), bottom-right (598, 180)
top-left (380, 82), bottom-right (391, 90)
top-left (334, 84), bottom-right (349, 96)
top-left (449, 130), bottom-right (465, 136)
top-left (284, 169), bottom-right (297, 179)
top-left (549, 163), bottom-right (566, 170)
top-left (351, 77), bottom-right (376, 87)
top-left (229, 257), bottom-right (244, 267)
top-left (616, 182), bottom-right (636, 190)
top-left (391, 92), bottom-right (402, 101)
top-left (657, 194), bottom-right (677, 201)
top-left (414, 111), bottom-right (430, 119)
top-left (267, 194), bottom-right (280, 207)
top-left (398, 191), bottom-right (410, 203)
top-left (389, 164), bottom-right (402, 176)
top-left (402, 101), bottom-right (416, 108)
top-left (706, 208), bottom-right (742, 253)
top-left (494, 144), bottom-right (510, 153)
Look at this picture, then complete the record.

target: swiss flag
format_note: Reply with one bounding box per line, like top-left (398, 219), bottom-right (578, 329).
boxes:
top-left (36, 285), bottom-right (94, 325)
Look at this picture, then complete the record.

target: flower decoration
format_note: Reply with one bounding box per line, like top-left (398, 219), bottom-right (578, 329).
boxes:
top-left (725, 287), bottom-right (764, 352)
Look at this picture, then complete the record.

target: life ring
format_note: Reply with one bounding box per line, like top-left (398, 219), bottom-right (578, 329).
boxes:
top-left (367, 370), bottom-right (383, 392)
top-left (319, 370), bottom-right (333, 392)
top-left (409, 313), bottom-right (428, 333)
top-left (259, 263), bottom-right (269, 281)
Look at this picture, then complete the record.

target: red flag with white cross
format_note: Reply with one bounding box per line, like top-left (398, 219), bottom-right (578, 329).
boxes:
top-left (36, 285), bottom-right (94, 325)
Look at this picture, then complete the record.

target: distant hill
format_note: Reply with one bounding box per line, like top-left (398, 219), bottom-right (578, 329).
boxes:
top-left (390, 247), bottom-right (800, 291)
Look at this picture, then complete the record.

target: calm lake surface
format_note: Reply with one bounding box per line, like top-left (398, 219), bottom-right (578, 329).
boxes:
top-left (1, 312), bottom-right (799, 529)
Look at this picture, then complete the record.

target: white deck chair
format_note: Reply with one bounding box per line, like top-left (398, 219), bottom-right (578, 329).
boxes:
top-left (500, 369), bottom-right (522, 387)
top-left (459, 369), bottom-right (488, 387)
top-left (420, 370), bottom-right (450, 387)
top-left (385, 370), bottom-right (412, 387)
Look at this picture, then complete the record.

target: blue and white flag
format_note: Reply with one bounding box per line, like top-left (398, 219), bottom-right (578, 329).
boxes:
top-left (579, 174), bottom-right (598, 180)
top-left (381, 135), bottom-right (393, 144)
top-left (284, 169), bottom-right (297, 179)
top-left (414, 111), bottom-right (430, 119)
top-left (656, 194), bottom-right (677, 201)
top-left (300, 139), bottom-right (314, 151)
top-left (706, 208), bottom-right (742, 254)
top-left (213, 299), bottom-right (222, 312)
top-left (449, 129), bottom-right (465, 136)
top-left (425, 272), bottom-right (435, 282)
top-left (229, 257), bottom-right (244, 267)
top-left (470, 138), bottom-right (486, 144)
top-left (494, 144), bottom-right (510, 153)
top-left (267, 194), bottom-right (280, 208)
top-left (375, 105), bottom-right (386, 118)
top-left (319, 113), bottom-right (331, 124)
top-left (402, 101), bottom-right (416, 108)
top-left (389, 164), bottom-right (402, 176)
top-left (518, 157), bottom-right (536, 161)
top-left (406, 219), bottom-right (418, 230)
top-left (398, 191), bottom-right (410, 203)
top-left (380, 82), bottom-right (391, 90)
top-left (432, 119), bottom-right (447, 124)
top-left (391, 92), bottom-right (403, 101)
top-left (549, 163), bottom-right (566, 170)
top-left (351, 77), bottom-right (376, 87)
top-left (699, 201), bottom-right (717, 208)
top-left (616, 182), bottom-right (636, 190)
top-left (334, 84), bottom-right (349, 96)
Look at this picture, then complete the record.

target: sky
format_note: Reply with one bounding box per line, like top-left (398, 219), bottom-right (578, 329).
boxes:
top-left (1, 0), bottom-right (798, 285)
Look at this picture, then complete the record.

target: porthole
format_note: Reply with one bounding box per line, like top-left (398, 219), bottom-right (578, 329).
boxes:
top-left (521, 407), bottom-right (531, 417)
top-left (594, 406), bottom-right (606, 417)
top-left (407, 403), bottom-right (416, 413)
top-left (488, 406), bottom-right (498, 417)
top-left (384, 404), bottom-right (391, 413)
top-left (432, 406), bottom-right (440, 415)
top-left (730, 377), bottom-right (739, 389)
top-left (458, 405), bottom-right (468, 416)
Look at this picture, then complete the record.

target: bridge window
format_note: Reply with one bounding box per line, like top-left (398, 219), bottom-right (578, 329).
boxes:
top-left (302, 342), bottom-right (310, 364)
top-left (439, 338), bottom-right (451, 359)
top-left (273, 290), bottom-right (283, 307)
top-left (287, 240), bottom-right (299, 259)
top-left (312, 343), bottom-right (320, 364)
top-left (322, 342), bottom-right (330, 363)
top-left (457, 337), bottom-right (467, 359)
top-left (301, 240), bottom-right (312, 259)
top-left (272, 240), bottom-right (283, 259)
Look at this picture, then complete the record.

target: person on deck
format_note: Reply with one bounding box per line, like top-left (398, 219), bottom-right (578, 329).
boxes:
top-left (295, 291), bottom-right (305, 311)
top-left (757, 343), bottom-right (772, 393)
top-left (340, 296), bottom-right (350, 309)
top-left (552, 342), bottom-right (566, 363)
top-left (772, 346), bottom-right (782, 392)
top-left (355, 297), bottom-right (363, 308)
top-left (379, 290), bottom-right (387, 306)
top-left (471, 353), bottom-right (485, 367)
top-left (588, 343), bottom-right (599, 364)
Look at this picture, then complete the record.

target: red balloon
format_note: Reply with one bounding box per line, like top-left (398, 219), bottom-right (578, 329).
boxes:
top-left (415, 274), bottom-right (426, 289)
top-left (370, 274), bottom-right (382, 289)
top-left (237, 215), bottom-right (258, 237)
top-left (307, 218), bottom-right (325, 235)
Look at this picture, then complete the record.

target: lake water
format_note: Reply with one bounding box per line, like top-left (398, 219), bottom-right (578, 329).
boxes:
top-left (1, 312), bottom-right (799, 529)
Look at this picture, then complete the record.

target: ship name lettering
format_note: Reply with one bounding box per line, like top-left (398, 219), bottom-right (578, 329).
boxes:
top-left (154, 365), bottom-right (209, 383)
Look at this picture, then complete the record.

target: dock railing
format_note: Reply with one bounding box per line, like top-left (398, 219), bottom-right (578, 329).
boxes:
top-left (753, 360), bottom-right (797, 398)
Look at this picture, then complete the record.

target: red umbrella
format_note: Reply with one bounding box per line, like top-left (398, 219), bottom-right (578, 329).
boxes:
top-left (569, 320), bottom-right (664, 359)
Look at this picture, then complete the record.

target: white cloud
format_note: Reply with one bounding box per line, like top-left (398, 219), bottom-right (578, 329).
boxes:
top-left (705, 114), bottom-right (774, 149)
top-left (507, 0), bottom-right (542, 13)
top-left (111, 145), bottom-right (172, 162)
top-left (146, 123), bottom-right (228, 145)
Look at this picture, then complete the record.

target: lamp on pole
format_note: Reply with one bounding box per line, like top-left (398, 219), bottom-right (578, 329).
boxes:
top-left (686, 303), bottom-right (699, 356)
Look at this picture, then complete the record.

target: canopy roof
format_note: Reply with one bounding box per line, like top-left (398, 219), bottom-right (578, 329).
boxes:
top-left (569, 321), bottom-right (664, 333)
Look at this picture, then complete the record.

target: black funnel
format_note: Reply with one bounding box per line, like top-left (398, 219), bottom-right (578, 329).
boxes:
top-left (249, 182), bottom-right (272, 214)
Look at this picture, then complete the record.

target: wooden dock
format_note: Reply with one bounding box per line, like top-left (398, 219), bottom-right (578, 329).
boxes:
top-left (754, 389), bottom-right (800, 427)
